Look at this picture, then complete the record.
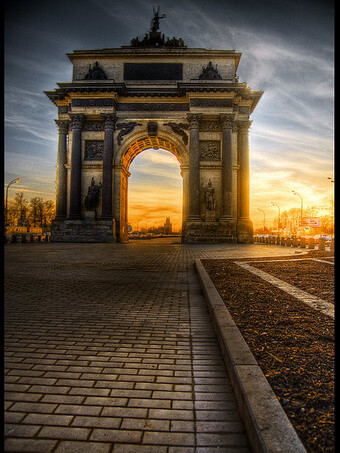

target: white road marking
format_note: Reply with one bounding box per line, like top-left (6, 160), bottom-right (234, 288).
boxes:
top-left (237, 258), bottom-right (333, 265)
top-left (234, 261), bottom-right (334, 319)
top-left (310, 258), bottom-right (334, 265)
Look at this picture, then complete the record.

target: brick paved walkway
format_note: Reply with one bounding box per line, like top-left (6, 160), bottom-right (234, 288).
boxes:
top-left (4, 239), bottom-right (297, 452)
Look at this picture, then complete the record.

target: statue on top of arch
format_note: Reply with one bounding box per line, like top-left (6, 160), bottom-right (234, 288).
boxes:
top-left (150, 6), bottom-right (166, 32)
top-left (129, 7), bottom-right (186, 48)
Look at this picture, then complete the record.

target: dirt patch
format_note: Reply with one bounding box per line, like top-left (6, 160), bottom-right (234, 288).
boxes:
top-left (202, 250), bottom-right (334, 453)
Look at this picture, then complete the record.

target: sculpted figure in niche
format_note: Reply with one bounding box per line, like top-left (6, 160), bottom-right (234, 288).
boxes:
top-left (85, 177), bottom-right (102, 211)
top-left (205, 179), bottom-right (216, 211)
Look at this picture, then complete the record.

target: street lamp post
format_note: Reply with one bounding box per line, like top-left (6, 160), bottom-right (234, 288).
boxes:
top-left (292, 190), bottom-right (303, 226)
top-left (271, 202), bottom-right (280, 234)
top-left (257, 208), bottom-right (266, 232)
top-left (5, 177), bottom-right (22, 226)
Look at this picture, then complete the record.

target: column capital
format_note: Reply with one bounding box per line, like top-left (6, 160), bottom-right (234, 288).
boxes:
top-left (237, 120), bottom-right (252, 134)
top-left (69, 114), bottom-right (85, 129)
top-left (219, 114), bottom-right (235, 130)
top-left (186, 113), bottom-right (202, 129)
top-left (55, 120), bottom-right (69, 134)
top-left (101, 113), bottom-right (117, 129)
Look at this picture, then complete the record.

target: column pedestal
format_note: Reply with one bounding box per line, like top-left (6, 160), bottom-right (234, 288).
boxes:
top-left (51, 219), bottom-right (115, 243)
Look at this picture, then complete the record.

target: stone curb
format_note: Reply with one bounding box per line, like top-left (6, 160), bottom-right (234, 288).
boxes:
top-left (195, 258), bottom-right (307, 453)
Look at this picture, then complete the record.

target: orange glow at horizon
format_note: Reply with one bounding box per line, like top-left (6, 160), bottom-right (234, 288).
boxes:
top-left (126, 147), bottom-right (334, 233)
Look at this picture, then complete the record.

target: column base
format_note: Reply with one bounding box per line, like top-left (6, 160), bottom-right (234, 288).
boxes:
top-left (186, 215), bottom-right (202, 222)
top-left (182, 219), bottom-right (237, 243)
top-left (236, 218), bottom-right (254, 243)
top-left (51, 219), bottom-right (116, 243)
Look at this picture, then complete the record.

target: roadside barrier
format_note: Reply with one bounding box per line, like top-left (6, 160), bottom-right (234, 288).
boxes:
top-left (308, 238), bottom-right (315, 249)
top-left (318, 238), bottom-right (326, 251)
top-left (254, 235), bottom-right (333, 252)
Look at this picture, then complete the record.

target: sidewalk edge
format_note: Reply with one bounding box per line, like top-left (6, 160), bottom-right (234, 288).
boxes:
top-left (195, 258), bottom-right (307, 453)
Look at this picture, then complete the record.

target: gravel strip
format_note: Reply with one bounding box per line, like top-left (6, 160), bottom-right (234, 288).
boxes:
top-left (202, 250), bottom-right (334, 453)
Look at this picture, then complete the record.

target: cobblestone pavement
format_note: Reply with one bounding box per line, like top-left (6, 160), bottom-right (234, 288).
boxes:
top-left (4, 239), bottom-right (297, 453)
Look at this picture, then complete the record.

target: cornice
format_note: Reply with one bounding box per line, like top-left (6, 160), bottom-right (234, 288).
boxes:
top-left (45, 81), bottom-right (263, 113)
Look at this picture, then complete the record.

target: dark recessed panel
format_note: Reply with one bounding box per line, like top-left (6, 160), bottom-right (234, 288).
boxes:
top-left (124, 63), bottom-right (183, 81)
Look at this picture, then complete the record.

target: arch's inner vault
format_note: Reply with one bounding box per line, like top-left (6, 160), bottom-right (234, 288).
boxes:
top-left (45, 11), bottom-right (262, 243)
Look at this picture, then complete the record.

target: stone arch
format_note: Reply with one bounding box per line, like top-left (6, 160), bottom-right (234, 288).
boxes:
top-left (116, 129), bottom-right (189, 170)
top-left (114, 130), bottom-right (189, 243)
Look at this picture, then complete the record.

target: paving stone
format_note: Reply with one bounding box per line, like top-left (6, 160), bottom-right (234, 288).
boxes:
top-left (5, 239), bottom-right (291, 451)
top-left (10, 402), bottom-right (58, 413)
top-left (54, 441), bottom-right (111, 453)
top-left (170, 420), bottom-right (195, 432)
top-left (38, 426), bottom-right (90, 440)
top-left (113, 445), bottom-right (167, 453)
top-left (90, 428), bottom-right (143, 443)
top-left (196, 420), bottom-right (245, 432)
top-left (55, 405), bottom-right (102, 416)
top-left (4, 412), bottom-right (27, 423)
top-left (23, 413), bottom-right (74, 426)
top-left (196, 432), bottom-right (250, 446)
top-left (5, 423), bottom-right (41, 437)
top-left (143, 431), bottom-right (195, 446)
top-left (149, 409), bottom-right (194, 420)
top-left (71, 415), bottom-right (121, 428)
top-left (5, 392), bottom-right (43, 402)
top-left (4, 438), bottom-right (58, 452)
top-left (168, 448), bottom-right (195, 453)
top-left (101, 407), bottom-right (148, 418)
top-left (120, 418), bottom-right (170, 431)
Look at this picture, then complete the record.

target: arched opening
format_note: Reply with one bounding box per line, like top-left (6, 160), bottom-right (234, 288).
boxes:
top-left (128, 148), bottom-right (183, 239)
top-left (116, 135), bottom-right (188, 242)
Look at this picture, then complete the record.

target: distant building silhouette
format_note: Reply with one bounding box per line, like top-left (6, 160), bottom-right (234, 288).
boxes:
top-left (164, 217), bottom-right (172, 234)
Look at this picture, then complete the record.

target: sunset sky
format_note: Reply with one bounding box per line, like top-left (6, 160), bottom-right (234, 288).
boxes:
top-left (4, 0), bottom-right (334, 231)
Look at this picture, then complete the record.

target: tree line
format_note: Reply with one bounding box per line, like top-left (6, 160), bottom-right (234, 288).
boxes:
top-left (6, 192), bottom-right (55, 231)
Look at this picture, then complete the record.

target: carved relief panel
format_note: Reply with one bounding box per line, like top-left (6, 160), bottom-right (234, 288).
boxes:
top-left (84, 140), bottom-right (104, 160)
top-left (199, 141), bottom-right (221, 161)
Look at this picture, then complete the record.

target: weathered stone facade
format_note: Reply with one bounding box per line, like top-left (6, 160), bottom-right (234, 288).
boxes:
top-left (45, 13), bottom-right (262, 243)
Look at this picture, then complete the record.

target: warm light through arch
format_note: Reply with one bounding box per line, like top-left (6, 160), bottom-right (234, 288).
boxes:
top-left (127, 147), bottom-right (183, 233)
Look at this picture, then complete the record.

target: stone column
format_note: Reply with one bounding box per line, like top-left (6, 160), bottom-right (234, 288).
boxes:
top-left (238, 120), bottom-right (252, 219)
top-left (180, 165), bottom-right (189, 223)
top-left (68, 114), bottom-right (85, 220)
top-left (54, 120), bottom-right (69, 220)
top-left (187, 114), bottom-right (202, 221)
top-left (220, 114), bottom-right (235, 220)
top-left (113, 166), bottom-right (122, 241)
top-left (101, 114), bottom-right (116, 219)
top-left (236, 120), bottom-right (253, 243)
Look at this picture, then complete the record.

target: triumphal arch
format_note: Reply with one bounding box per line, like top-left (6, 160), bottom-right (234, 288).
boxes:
top-left (45, 10), bottom-right (262, 243)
